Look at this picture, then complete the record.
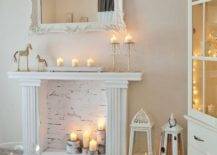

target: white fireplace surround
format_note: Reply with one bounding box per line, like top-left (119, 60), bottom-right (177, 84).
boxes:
top-left (8, 72), bottom-right (143, 155)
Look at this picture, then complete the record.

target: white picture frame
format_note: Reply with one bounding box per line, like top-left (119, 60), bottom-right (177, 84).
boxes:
top-left (29, 0), bottom-right (126, 33)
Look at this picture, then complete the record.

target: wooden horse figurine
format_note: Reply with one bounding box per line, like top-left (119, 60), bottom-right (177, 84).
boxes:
top-left (36, 54), bottom-right (48, 71)
top-left (13, 43), bottom-right (32, 71)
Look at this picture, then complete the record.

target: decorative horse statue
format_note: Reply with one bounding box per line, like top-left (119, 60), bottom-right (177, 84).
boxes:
top-left (13, 43), bottom-right (32, 71)
top-left (36, 55), bottom-right (48, 71)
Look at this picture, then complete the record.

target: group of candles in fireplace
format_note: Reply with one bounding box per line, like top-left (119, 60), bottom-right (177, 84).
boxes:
top-left (66, 119), bottom-right (106, 155)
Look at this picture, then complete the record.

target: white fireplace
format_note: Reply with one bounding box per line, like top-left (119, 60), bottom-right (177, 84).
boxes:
top-left (8, 72), bottom-right (142, 155)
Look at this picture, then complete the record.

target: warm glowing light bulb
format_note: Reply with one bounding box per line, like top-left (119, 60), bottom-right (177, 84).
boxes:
top-left (193, 90), bottom-right (198, 95)
top-left (194, 98), bottom-right (199, 104)
top-left (193, 61), bottom-right (197, 66)
top-left (193, 80), bottom-right (197, 85)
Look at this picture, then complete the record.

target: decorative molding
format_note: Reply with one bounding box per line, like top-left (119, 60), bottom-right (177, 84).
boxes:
top-left (105, 83), bottom-right (128, 155)
top-left (8, 72), bottom-right (143, 81)
top-left (21, 85), bottom-right (40, 155)
top-left (104, 80), bottom-right (129, 88)
top-left (20, 79), bottom-right (41, 87)
top-left (29, 0), bottom-right (126, 34)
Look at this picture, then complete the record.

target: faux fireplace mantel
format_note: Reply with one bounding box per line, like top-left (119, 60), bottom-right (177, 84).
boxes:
top-left (8, 71), bottom-right (143, 155)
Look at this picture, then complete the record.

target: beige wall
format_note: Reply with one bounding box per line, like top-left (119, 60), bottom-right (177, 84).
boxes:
top-left (0, 0), bottom-right (188, 153)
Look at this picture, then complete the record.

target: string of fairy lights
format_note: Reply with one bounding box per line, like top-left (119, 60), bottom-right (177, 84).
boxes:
top-left (192, 32), bottom-right (217, 112)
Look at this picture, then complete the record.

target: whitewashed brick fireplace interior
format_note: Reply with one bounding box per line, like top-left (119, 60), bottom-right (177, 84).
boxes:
top-left (8, 72), bottom-right (142, 155)
top-left (42, 81), bottom-right (107, 150)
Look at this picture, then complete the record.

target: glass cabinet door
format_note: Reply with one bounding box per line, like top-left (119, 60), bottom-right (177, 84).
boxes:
top-left (192, 4), bottom-right (203, 56)
top-left (191, 0), bottom-right (217, 119)
top-left (205, 0), bottom-right (217, 57)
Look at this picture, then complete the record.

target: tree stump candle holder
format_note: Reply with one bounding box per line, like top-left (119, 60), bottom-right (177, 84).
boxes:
top-left (96, 130), bottom-right (106, 154)
top-left (88, 151), bottom-right (98, 155)
top-left (98, 145), bottom-right (105, 154)
top-left (66, 140), bottom-right (81, 154)
top-left (82, 148), bottom-right (89, 155)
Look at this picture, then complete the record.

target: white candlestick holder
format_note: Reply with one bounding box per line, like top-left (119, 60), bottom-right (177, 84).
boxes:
top-left (111, 43), bottom-right (120, 72)
top-left (124, 42), bottom-right (135, 72)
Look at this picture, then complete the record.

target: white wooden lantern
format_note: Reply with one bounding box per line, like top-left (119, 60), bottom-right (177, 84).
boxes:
top-left (129, 109), bottom-right (154, 155)
top-left (159, 114), bottom-right (184, 155)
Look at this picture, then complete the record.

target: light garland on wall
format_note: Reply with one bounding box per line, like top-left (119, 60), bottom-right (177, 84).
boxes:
top-left (206, 32), bottom-right (217, 57)
top-left (192, 59), bottom-right (202, 111)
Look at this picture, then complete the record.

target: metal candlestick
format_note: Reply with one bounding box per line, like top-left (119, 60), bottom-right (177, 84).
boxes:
top-left (111, 43), bottom-right (120, 72)
top-left (125, 42), bottom-right (135, 72)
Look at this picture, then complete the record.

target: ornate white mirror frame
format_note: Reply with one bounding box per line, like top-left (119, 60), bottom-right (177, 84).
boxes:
top-left (29, 0), bottom-right (126, 33)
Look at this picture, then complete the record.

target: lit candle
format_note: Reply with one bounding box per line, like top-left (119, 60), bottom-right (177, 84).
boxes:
top-left (124, 34), bottom-right (133, 43)
top-left (70, 132), bottom-right (77, 141)
top-left (97, 118), bottom-right (105, 131)
top-left (57, 57), bottom-right (64, 66)
top-left (71, 58), bottom-right (79, 67)
top-left (83, 131), bottom-right (90, 148)
top-left (110, 35), bottom-right (118, 44)
top-left (89, 139), bottom-right (97, 152)
top-left (86, 58), bottom-right (95, 67)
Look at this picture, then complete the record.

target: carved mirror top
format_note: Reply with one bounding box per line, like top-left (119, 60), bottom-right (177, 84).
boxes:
top-left (29, 0), bottom-right (126, 33)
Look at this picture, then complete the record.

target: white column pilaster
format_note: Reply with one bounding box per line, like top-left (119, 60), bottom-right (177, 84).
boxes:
top-left (105, 80), bottom-right (128, 155)
top-left (20, 80), bottom-right (41, 155)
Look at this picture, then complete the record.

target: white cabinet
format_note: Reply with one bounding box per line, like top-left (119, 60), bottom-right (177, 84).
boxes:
top-left (187, 0), bottom-right (217, 154)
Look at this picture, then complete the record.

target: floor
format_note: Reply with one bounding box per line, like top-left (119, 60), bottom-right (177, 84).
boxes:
top-left (0, 148), bottom-right (145, 155)
top-left (0, 148), bottom-right (23, 155)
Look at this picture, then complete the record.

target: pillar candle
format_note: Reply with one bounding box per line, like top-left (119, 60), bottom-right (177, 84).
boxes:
top-left (97, 118), bottom-right (105, 131)
top-left (83, 131), bottom-right (90, 148)
top-left (72, 59), bottom-right (79, 67)
top-left (86, 58), bottom-right (95, 67)
top-left (70, 132), bottom-right (77, 141)
top-left (110, 35), bottom-right (118, 44)
top-left (57, 57), bottom-right (64, 66)
top-left (124, 34), bottom-right (133, 43)
top-left (89, 139), bottom-right (97, 152)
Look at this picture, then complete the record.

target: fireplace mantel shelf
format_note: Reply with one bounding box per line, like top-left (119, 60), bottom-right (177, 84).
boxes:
top-left (8, 71), bottom-right (143, 81)
top-left (8, 71), bottom-right (143, 155)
